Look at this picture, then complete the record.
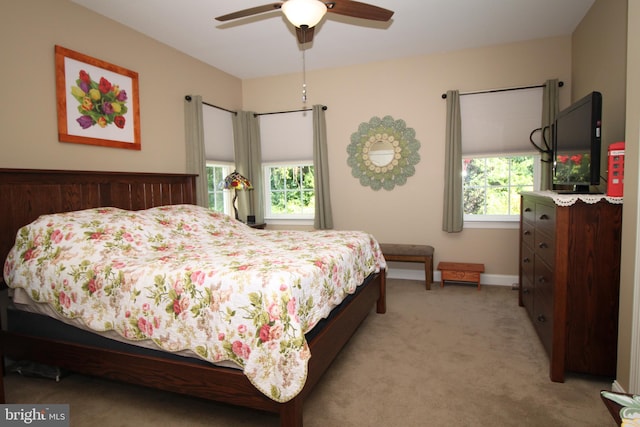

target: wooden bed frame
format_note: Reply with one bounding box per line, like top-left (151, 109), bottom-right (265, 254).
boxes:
top-left (0, 168), bottom-right (386, 427)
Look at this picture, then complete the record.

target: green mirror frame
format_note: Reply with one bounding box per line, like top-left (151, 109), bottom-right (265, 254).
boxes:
top-left (347, 115), bottom-right (421, 191)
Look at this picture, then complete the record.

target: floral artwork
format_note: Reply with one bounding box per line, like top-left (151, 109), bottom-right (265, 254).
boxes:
top-left (71, 70), bottom-right (128, 130)
top-left (3, 204), bottom-right (386, 402)
top-left (347, 115), bottom-right (421, 190)
top-left (55, 45), bottom-right (141, 150)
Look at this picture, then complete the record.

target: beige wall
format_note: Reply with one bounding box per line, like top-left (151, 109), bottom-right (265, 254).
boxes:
top-left (0, 0), bottom-right (242, 173)
top-left (621, 0), bottom-right (640, 393)
top-left (573, 0), bottom-right (637, 392)
top-left (244, 38), bottom-right (572, 277)
top-left (572, 0), bottom-right (628, 192)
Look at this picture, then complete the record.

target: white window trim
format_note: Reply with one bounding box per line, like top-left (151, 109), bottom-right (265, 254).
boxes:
top-left (462, 152), bottom-right (540, 228)
top-left (206, 161), bottom-right (235, 216)
top-left (263, 161), bottom-right (315, 221)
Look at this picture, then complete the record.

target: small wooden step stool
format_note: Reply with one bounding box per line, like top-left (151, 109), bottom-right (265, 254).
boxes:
top-left (437, 262), bottom-right (484, 290)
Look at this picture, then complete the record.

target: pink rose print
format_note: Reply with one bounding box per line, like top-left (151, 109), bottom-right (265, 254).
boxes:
top-left (59, 291), bottom-right (71, 309)
top-left (138, 317), bottom-right (153, 336)
top-left (259, 324), bottom-right (271, 342)
top-left (51, 229), bottom-right (63, 244)
top-left (190, 270), bottom-right (205, 286)
top-left (267, 302), bottom-right (282, 321)
top-left (287, 298), bottom-right (297, 315)
top-left (232, 340), bottom-right (251, 359)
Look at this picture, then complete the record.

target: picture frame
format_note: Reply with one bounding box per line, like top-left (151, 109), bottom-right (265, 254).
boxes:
top-left (55, 45), bottom-right (141, 150)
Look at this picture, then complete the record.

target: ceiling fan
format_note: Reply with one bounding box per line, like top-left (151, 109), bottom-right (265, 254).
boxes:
top-left (215, 0), bottom-right (394, 44)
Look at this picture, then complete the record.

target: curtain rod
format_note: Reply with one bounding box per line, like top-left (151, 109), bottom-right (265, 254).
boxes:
top-left (440, 81), bottom-right (564, 99)
top-left (184, 95), bottom-right (237, 114)
top-left (184, 95), bottom-right (328, 116)
top-left (254, 105), bottom-right (328, 116)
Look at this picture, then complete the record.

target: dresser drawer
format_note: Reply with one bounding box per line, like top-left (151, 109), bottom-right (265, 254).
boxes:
top-left (521, 221), bottom-right (534, 248)
top-left (535, 202), bottom-right (556, 236)
top-left (521, 243), bottom-right (534, 281)
top-left (534, 257), bottom-right (554, 304)
top-left (534, 231), bottom-right (555, 267)
top-left (522, 197), bottom-right (536, 223)
top-left (533, 297), bottom-right (554, 356)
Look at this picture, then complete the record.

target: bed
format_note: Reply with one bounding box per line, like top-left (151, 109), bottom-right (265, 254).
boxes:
top-left (0, 168), bottom-right (387, 427)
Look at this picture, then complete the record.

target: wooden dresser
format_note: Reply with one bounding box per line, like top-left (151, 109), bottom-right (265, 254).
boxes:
top-left (519, 192), bottom-right (622, 382)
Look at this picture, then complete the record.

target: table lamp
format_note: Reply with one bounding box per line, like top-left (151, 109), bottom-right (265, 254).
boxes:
top-left (220, 170), bottom-right (253, 221)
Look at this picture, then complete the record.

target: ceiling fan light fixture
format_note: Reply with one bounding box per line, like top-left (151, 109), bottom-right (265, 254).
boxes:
top-left (282, 0), bottom-right (327, 28)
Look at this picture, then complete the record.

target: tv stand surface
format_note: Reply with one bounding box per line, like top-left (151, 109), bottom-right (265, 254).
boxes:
top-left (553, 190), bottom-right (604, 195)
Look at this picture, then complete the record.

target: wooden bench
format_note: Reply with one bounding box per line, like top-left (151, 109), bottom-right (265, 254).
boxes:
top-left (379, 243), bottom-right (434, 290)
top-left (437, 262), bottom-right (484, 290)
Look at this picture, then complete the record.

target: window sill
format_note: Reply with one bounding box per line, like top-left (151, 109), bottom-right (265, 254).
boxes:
top-left (264, 218), bottom-right (314, 227)
top-left (463, 219), bottom-right (520, 229)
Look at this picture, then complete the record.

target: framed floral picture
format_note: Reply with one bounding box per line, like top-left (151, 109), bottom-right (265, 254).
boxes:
top-left (55, 45), bottom-right (141, 150)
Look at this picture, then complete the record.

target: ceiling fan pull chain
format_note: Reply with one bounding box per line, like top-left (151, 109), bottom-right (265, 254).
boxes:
top-left (302, 46), bottom-right (307, 103)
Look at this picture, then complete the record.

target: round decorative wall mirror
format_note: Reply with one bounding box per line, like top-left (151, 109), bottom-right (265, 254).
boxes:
top-left (347, 116), bottom-right (420, 190)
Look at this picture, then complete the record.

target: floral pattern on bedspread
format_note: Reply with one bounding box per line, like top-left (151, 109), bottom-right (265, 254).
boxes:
top-left (3, 204), bottom-right (386, 402)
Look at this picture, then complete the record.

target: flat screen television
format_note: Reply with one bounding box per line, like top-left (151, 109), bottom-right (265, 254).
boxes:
top-left (552, 91), bottom-right (602, 193)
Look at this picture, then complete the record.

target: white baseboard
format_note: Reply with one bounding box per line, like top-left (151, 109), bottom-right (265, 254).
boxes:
top-left (612, 380), bottom-right (626, 393)
top-left (386, 268), bottom-right (518, 287)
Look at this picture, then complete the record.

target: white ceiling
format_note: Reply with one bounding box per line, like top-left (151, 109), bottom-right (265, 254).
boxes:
top-left (71, 0), bottom-right (595, 80)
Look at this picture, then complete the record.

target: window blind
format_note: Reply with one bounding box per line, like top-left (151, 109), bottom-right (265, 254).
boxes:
top-left (260, 111), bottom-right (313, 162)
top-left (460, 87), bottom-right (542, 156)
top-left (203, 105), bottom-right (235, 162)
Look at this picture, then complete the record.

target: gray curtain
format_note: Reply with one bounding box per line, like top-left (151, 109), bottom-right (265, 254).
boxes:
top-left (541, 79), bottom-right (560, 190)
top-left (232, 111), bottom-right (264, 223)
top-left (184, 95), bottom-right (209, 208)
top-left (442, 90), bottom-right (463, 233)
top-left (313, 105), bottom-right (333, 229)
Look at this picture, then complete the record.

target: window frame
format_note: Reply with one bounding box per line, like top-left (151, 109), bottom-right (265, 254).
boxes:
top-left (205, 161), bottom-right (234, 216)
top-left (262, 161), bottom-right (315, 223)
top-left (462, 152), bottom-right (540, 229)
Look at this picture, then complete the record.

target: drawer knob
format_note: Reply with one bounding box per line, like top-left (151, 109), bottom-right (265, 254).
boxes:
top-left (537, 315), bottom-right (547, 323)
top-left (537, 276), bottom-right (546, 283)
top-left (523, 257), bottom-right (531, 263)
top-left (524, 207), bottom-right (532, 212)
top-left (539, 214), bottom-right (549, 220)
top-left (523, 230), bottom-right (531, 236)
top-left (523, 288), bottom-right (530, 294)
top-left (538, 242), bottom-right (548, 249)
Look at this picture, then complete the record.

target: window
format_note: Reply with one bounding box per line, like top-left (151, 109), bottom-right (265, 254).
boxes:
top-left (460, 87), bottom-right (543, 225)
top-left (260, 111), bottom-right (315, 223)
top-left (206, 162), bottom-right (233, 214)
top-left (463, 154), bottom-right (538, 221)
top-left (263, 163), bottom-right (314, 219)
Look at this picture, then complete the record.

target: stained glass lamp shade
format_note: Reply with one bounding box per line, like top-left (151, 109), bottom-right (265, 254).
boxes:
top-left (220, 170), bottom-right (253, 220)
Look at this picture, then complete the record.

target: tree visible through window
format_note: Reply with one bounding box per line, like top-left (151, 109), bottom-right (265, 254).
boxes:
top-left (265, 164), bottom-right (314, 218)
top-left (463, 155), bottom-right (535, 217)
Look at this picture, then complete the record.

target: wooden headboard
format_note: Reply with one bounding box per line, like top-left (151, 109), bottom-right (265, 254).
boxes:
top-left (0, 169), bottom-right (197, 285)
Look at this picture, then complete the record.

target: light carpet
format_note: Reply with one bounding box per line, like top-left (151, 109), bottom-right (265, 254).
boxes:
top-left (4, 279), bottom-right (616, 426)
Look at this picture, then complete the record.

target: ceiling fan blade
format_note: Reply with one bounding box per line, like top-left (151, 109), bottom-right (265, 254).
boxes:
top-left (326, 0), bottom-right (394, 21)
top-left (215, 2), bottom-right (283, 22)
top-left (296, 26), bottom-right (315, 44)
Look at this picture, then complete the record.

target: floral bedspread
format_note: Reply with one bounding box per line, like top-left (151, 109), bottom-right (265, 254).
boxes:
top-left (3, 204), bottom-right (386, 402)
